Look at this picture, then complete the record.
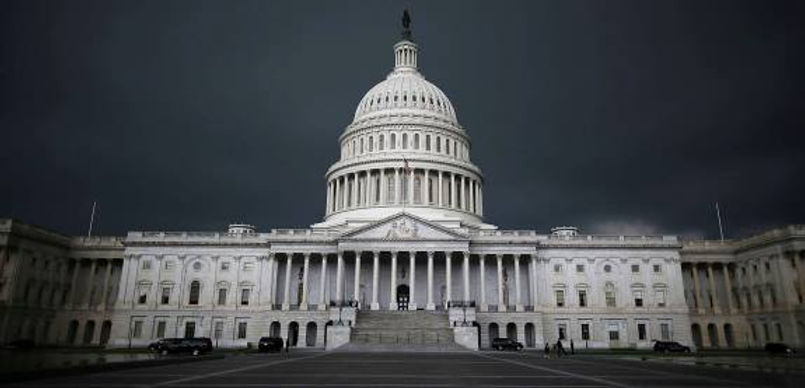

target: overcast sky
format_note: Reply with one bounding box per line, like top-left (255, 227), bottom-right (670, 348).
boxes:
top-left (1, 0), bottom-right (803, 239)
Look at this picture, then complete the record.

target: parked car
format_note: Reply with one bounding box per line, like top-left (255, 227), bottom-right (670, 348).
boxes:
top-left (765, 343), bottom-right (795, 355)
top-left (150, 337), bottom-right (212, 355)
top-left (3, 339), bottom-right (35, 350)
top-left (653, 340), bottom-right (691, 353)
top-left (258, 337), bottom-right (284, 352)
top-left (492, 337), bottom-right (523, 351)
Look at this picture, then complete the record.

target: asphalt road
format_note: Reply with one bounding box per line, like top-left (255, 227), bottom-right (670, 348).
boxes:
top-left (5, 351), bottom-right (803, 388)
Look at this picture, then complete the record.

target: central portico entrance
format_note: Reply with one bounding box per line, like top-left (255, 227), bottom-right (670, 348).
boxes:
top-left (397, 284), bottom-right (410, 310)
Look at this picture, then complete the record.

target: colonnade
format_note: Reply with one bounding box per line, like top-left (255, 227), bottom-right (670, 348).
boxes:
top-left (326, 168), bottom-right (483, 216)
top-left (267, 251), bottom-right (536, 312)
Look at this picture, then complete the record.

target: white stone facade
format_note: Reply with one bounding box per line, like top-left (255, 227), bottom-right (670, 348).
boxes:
top-left (1, 26), bottom-right (801, 352)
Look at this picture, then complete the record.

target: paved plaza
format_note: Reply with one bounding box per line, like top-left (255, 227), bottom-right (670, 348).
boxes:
top-left (5, 351), bottom-right (804, 388)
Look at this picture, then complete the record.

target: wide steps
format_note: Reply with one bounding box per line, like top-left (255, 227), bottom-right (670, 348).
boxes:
top-left (348, 310), bottom-right (458, 351)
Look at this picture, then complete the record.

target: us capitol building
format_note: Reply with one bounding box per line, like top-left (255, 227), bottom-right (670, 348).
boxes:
top-left (1, 17), bottom-right (803, 352)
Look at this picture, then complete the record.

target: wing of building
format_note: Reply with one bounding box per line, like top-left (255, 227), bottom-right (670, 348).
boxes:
top-left (1, 18), bottom-right (803, 351)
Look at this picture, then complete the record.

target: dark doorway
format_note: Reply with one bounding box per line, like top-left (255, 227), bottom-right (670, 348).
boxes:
top-left (397, 284), bottom-right (410, 311)
top-left (82, 320), bottom-right (96, 345)
top-left (488, 323), bottom-right (499, 348)
top-left (473, 322), bottom-right (481, 349)
top-left (99, 321), bottom-right (112, 345)
top-left (324, 320), bottom-right (333, 347)
top-left (288, 322), bottom-right (299, 346)
top-left (270, 321), bottom-right (281, 337)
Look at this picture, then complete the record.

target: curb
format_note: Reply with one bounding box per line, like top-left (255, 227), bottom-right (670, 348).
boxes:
top-left (0, 354), bottom-right (225, 383)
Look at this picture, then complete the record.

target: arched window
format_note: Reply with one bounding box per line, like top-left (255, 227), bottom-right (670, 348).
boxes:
top-left (189, 281), bottom-right (200, 305)
top-left (351, 140), bottom-right (356, 156)
top-left (436, 136), bottom-right (441, 152)
top-left (368, 136), bottom-right (373, 152)
top-left (360, 138), bottom-right (364, 154)
top-left (379, 134), bottom-right (384, 151)
top-left (446, 140), bottom-right (451, 155)
top-left (428, 177), bottom-right (435, 204)
top-left (402, 133), bottom-right (408, 149)
top-left (390, 133), bottom-right (397, 150)
top-left (413, 177), bottom-right (422, 203)
top-left (425, 135), bottom-right (431, 151)
top-left (413, 134), bottom-right (420, 150)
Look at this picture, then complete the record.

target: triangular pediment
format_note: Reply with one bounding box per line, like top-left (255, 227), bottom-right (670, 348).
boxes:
top-left (340, 212), bottom-right (468, 241)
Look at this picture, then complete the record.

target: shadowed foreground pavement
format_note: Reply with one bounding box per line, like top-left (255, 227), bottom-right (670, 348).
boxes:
top-left (4, 351), bottom-right (803, 388)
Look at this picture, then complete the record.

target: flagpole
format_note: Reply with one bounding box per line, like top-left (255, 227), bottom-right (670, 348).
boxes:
top-left (87, 201), bottom-right (97, 238)
top-left (715, 202), bottom-right (725, 242)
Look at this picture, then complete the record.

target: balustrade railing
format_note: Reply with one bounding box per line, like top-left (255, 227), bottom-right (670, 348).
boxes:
top-left (447, 300), bottom-right (476, 308)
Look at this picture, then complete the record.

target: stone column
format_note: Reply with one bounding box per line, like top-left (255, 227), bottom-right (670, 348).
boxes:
top-left (335, 252), bottom-right (344, 304)
top-left (380, 169), bottom-right (386, 204)
top-left (318, 254), bottom-right (328, 310)
top-left (461, 176), bottom-right (468, 210)
top-left (409, 167), bottom-right (415, 205)
top-left (371, 252), bottom-right (380, 310)
top-left (283, 254), bottom-right (293, 310)
top-left (267, 254), bottom-right (276, 307)
top-left (351, 173), bottom-right (357, 208)
top-left (99, 260), bottom-right (113, 310)
top-left (723, 264), bottom-right (734, 312)
top-left (530, 255), bottom-right (537, 307)
top-left (692, 265), bottom-right (703, 313)
top-left (450, 173), bottom-right (456, 208)
top-left (389, 251), bottom-right (398, 310)
top-left (470, 180), bottom-right (476, 213)
top-left (426, 251), bottom-right (435, 310)
top-left (479, 255), bottom-right (487, 311)
top-left (707, 263), bottom-right (720, 313)
top-left (334, 177), bottom-right (341, 211)
top-left (300, 253), bottom-right (310, 310)
top-left (445, 252), bottom-right (452, 307)
top-left (796, 251), bottom-right (805, 307)
top-left (424, 170), bottom-right (430, 204)
top-left (394, 168), bottom-right (400, 205)
top-left (462, 252), bottom-right (470, 301)
top-left (409, 252), bottom-right (417, 309)
top-left (514, 255), bottom-right (523, 311)
top-left (496, 254), bottom-right (505, 312)
top-left (353, 252), bottom-right (362, 307)
top-left (438, 171), bottom-right (443, 207)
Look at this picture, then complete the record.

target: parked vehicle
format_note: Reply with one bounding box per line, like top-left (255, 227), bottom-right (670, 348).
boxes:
top-left (150, 337), bottom-right (212, 355)
top-left (765, 343), bottom-right (794, 355)
top-left (3, 339), bottom-right (35, 350)
top-left (653, 340), bottom-right (691, 353)
top-left (492, 337), bottom-right (523, 351)
top-left (258, 337), bottom-right (284, 352)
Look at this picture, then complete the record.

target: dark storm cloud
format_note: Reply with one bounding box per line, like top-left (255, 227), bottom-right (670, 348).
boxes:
top-left (1, 0), bottom-right (803, 239)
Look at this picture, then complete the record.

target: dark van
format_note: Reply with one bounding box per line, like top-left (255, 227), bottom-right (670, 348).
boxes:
top-left (150, 337), bottom-right (212, 355)
top-left (653, 340), bottom-right (691, 353)
top-left (491, 337), bottom-right (524, 351)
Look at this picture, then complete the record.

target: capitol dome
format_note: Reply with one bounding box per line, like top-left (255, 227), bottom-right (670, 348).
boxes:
top-left (315, 21), bottom-right (493, 230)
top-left (353, 48), bottom-right (458, 125)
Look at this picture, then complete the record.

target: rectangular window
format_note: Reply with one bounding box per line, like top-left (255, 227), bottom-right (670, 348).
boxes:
top-left (751, 324), bottom-right (758, 341)
top-left (185, 322), bottom-right (195, 338)
top-left (240, 289), bottom-right (250, 305)
top-left (138, 292), bottom-right (147, 305)
top-left (609, 330), bottom-right (619, 341)
top-left (581, 323), bottom-right (590, 340)
top-left (214, 321), bottom-right (224, 339)
top-left (156, 321), bottom-right (166, 338)
top-left (578, 290), bottom-right (587, 307)
top-left (638, 323), bottom-right (647, 340)
top-left (653, 264), bottom-right (661, 273)
top-left (576, 264), bottom-right (584, 273)
top-left (243, 262), bottom-right (254, 272)
top-left (660, 323), bottom-right (670, 340)
top-left (776, 323), bottom-right (784, 341)
top-left (161, 287), bottom-right (170, 305)
top-left (558, 324), bottom-right (566, 340)
top-left (237, 322), bottom-right (248, 339)
top-left (555, 290), bottom-right (565, 307)
top-left (656, 289), bottom-right (666, 307)
top-left (132, 321), bottom-right (143, 338)
top-left (554, 264), bottom-right (562, 273)
top-left (606, 291), bottom-right (616, 307)
top-left (763, 323), bottom-right (770, 341)
top-left (221, 262), bottom-right (230, 271)
top-left (631, 264), bottom-right (640, 273)
top-left (425, 135), bottom-right (431, 150)
top-left (634, 290), bottom-right (644, 307)
top-left (142, 260), bottom-right (151, 270)
top-left (164, 260), bottom-right (173, 270)
top-left (218, 288), bottom-right (227, 305)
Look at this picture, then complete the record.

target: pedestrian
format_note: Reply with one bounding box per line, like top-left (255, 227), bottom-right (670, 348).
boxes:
top-left (570, 339), bottom-right (575, 355)
top-left (556, 339), bottom-right (565, 357)
top-left (285, 337), bottom-right (290, 353)
top-left (543, 343), bottom-right (551, 359)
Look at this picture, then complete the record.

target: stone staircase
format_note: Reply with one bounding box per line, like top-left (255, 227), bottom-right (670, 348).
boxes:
top-left (343, 310), bottom-right (465, 351)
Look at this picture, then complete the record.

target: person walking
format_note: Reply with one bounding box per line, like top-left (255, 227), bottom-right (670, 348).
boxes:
top-left (543, 343), bottom-right (551, 359)
top-left (556, 339), bottom-right (566, 357)
top-left (285, 337), bottom-right (290, 353)
top-left (570, 339), bottom-right (575, 355)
